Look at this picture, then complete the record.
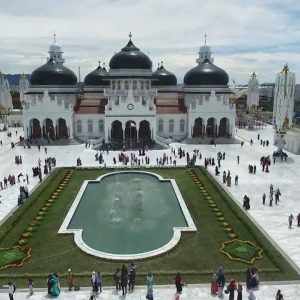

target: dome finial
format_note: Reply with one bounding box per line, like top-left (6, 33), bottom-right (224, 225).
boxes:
top-left (53, 31), bottom-right (56, 44)
top-left (157, 62), bottom-right (160, 69)
top-left (98, 61), bottom-right (101, 67)
top-left (204, 32), bottom-right (207, 45)
top-left (129, 31), bottom-right (132, 40)
top-left (161, 61), bottom-right (164, 68)
top-left (103, 62), bottom-right (106, 68)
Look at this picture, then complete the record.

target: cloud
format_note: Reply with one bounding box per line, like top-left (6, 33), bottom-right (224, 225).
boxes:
top-left (0, 0), bottom-right (299, 84)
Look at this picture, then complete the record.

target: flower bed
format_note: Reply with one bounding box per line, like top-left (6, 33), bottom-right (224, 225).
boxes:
top-left (0, 246), bottom-right (31, 270)
top-left (220, 239), bottom-right (263, 264)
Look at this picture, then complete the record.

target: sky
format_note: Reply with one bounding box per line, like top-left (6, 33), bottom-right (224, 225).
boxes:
top-left (0, 0), bottom-right (300, 84)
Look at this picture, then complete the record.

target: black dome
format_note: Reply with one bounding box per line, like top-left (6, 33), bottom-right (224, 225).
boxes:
top-left (184, 59), bottom-right (229, 86)
top-left (109, 39), bottom-right (152, 70)
top-left (84, 63), bottom-right (109, 86)
top-left (30, 58), bottom-right (77, 85)
top-left (152, 64), bottom-right (177, 86)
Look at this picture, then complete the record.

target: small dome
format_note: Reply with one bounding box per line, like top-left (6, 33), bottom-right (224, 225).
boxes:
top-left (152, 64), bottom-right (177, 86)
top-left (184, 59), bottom-right (229, 86)
top-left (84, 63), bottom-right (109, 86)
top-left (109, 37), bottom-right (152, 70)
top-left (30, 58), bottom-right (77, 85)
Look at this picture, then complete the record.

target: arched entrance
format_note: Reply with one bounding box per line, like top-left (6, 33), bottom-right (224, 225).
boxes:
top-left (57, 118), bottom-right (68, 139)
top-left (125, 120), bottom-right (137, 144)
top-left (111, 120), bottom-right (123, 143)
top-left (206, 118), bottom-right (216, 137)
top-left (43, 118), bottom-right (55, 139)
top-left (30, 118), bottom-right (42, 139)
top-left (192, 118), bottom-right (204, 137)
top-left (139, 120), bottom-right (151, 142)
top-left (218, 117), bottom-right (229, 137)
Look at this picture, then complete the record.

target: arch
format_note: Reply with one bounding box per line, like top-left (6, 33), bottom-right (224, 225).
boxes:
top-left (158, 119), bottom-right (164, 133)
top-left (30, 118), bottom-right (42, 139)
top-left (98, 120), bottom-right (104, 133)
top-left (57, 118), bottom-right (68, 139)
top-left (180, 119), bottom-right (185, 133)
top-left (111, 120), bottom-right (123, 143)
top-left (169, 119), bottom-right (174, 132)
top-left (192, 118), bottom-right (204, 137)
top-left (125, 120), bottom-right (137, 144)
top-left (77, 120), bottom-right (82, 133)
top-left (88, 120), bottom-right (93, 133)
top-left (139, 120), bottom-right (151, 142)
top-left (218, 117), bottom-right (230, 137)
top-left (206, 117), bottom-right (217, 137)
top-left (43, 118), bottom-right (55, 139)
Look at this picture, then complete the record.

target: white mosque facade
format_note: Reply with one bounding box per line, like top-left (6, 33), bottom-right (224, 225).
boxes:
top-left (5, 35), bottom-right (236, 145)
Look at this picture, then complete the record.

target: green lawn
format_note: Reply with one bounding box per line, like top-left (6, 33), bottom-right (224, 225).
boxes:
top-left (0, 167), bottom-right (299, 288)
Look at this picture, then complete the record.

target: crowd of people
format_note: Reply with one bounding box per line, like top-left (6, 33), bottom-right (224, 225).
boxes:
top-left (210, 266), bottom-right (261, 300)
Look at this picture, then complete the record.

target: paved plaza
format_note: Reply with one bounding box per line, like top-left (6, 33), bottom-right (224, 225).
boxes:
top-left (0, 125), bottom-right (300, 299)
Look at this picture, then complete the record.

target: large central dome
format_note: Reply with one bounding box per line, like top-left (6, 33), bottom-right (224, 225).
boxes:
top-left (30, 58), bottom-right (77, 86)
top-left (184, 58), bottom-right (229, 86)
top-left (109, 36), bottom-right (152, 70)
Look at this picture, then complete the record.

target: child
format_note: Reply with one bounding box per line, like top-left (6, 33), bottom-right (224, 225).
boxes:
top-left (28, 278), bottom-right (33, 296)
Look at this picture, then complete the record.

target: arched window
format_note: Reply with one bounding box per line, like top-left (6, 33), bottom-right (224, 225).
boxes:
top-left (88, 120), bottom-right (93, 133)
top-left (133, 80), bottom-right (137, 90)
top-left (117, 81), bottom-right (121, 90)
top-left (158, 119), bottom-right (164, 133)
top-left (98, 120), bottom-right (104, 133)
top-left (180, 119), bottom-right (185, 132)
top-left (124, 80), bottom-right (129, 90)
top-left (169, 119), bottom-right (174, 132)
top-left (77, 120), bottom-right (82, 133)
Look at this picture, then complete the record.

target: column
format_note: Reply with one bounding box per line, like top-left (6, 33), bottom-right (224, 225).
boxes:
top-left (188, 118), bottom-right (193, 138)
top-left (136, 124), bottom-right (140, 141)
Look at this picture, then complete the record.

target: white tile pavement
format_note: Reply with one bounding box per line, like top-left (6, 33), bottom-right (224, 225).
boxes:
top-left (0, 126), bottom-right (300, 299)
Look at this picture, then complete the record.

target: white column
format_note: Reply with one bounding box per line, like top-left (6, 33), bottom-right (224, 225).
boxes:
top-left (188, 117), bottom-right (193, 138)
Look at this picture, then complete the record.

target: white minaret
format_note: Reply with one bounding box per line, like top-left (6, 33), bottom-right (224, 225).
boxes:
top-left (19, 73), bottom-right (29, 103)
top-left (47, 33), bottom-right (65, 64)
top-left (273, 64), bottom-right (295, 152)
top-left (247, 72), bottom-right (259, 108)
top-left (196, 33), bottom-right (214, 64)
top-left (0, 71), bottom-right (13, 109)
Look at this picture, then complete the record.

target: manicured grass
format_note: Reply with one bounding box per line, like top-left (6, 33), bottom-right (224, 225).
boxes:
top-left (0, 167), bottom-right (299, 288)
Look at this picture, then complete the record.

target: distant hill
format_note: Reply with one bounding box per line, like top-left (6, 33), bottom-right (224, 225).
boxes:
top-left (4, 74), bottom-right (29, 86)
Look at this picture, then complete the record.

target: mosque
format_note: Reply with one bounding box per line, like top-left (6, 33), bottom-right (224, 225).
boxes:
top-left (2, 33), bottom-right (236, 145)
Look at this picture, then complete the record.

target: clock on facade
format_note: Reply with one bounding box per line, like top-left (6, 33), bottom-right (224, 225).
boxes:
top-left (127, 103), bottom-right (134, 110)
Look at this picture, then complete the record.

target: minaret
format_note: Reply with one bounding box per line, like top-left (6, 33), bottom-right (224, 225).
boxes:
top-left (247, 72), bottom-right (259, 108)
top-left (196, 33), bottom-right (214, 64)
top-left (19, 73), bottom-right (29, 103)
top-left (0, 71), bottom-right (13, 109)
top-left (47, 33), bottom-right (65, 64)
top-left (273, 64), bottom-right (295, 152)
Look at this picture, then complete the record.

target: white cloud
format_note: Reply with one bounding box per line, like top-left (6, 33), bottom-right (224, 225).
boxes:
top-left (0, 0), bottom-right (299, 83)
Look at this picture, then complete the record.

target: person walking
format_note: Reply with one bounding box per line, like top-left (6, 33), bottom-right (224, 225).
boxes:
top-left (173, 272), bottom-right (184, 294)
top-left (237, 156), bottom-right (240, 164)
top-left (67, 269), bottom-right (74, 291)
top-left (216, 266), bottom-right (225, 298)
top-left (225, 279), bottom-right (236, 300)
top-left (262, 193), bottom-right (266, 205)
top-left (297, 213), bottom-right (300, 227)
top-left (121, 264), bottom-right (128, 295)
top-left (275, 289), bottom-right (284, 300)
top-left (96, 271), bottom-right (102, 293)
top-left (146, 272), bottom-right (154, 300)
top-left (113, 268), bottom-right (121, 292)
top-left (8, 282), bottom-right (15, 300)
top-left (128, 262), bottom-right (136, 292)
top-left (237, 283), bottom-right (243, 300)
top-left (28, 278), bottom-right (33, 296)
top-left (289, 214), bottom-right (295, 229)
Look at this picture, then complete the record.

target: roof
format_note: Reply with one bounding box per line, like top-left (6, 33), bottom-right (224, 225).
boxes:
top-left (155, 98), bottom-right (186, 114)
top-left (75, 98), bottom-right (107, 114)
